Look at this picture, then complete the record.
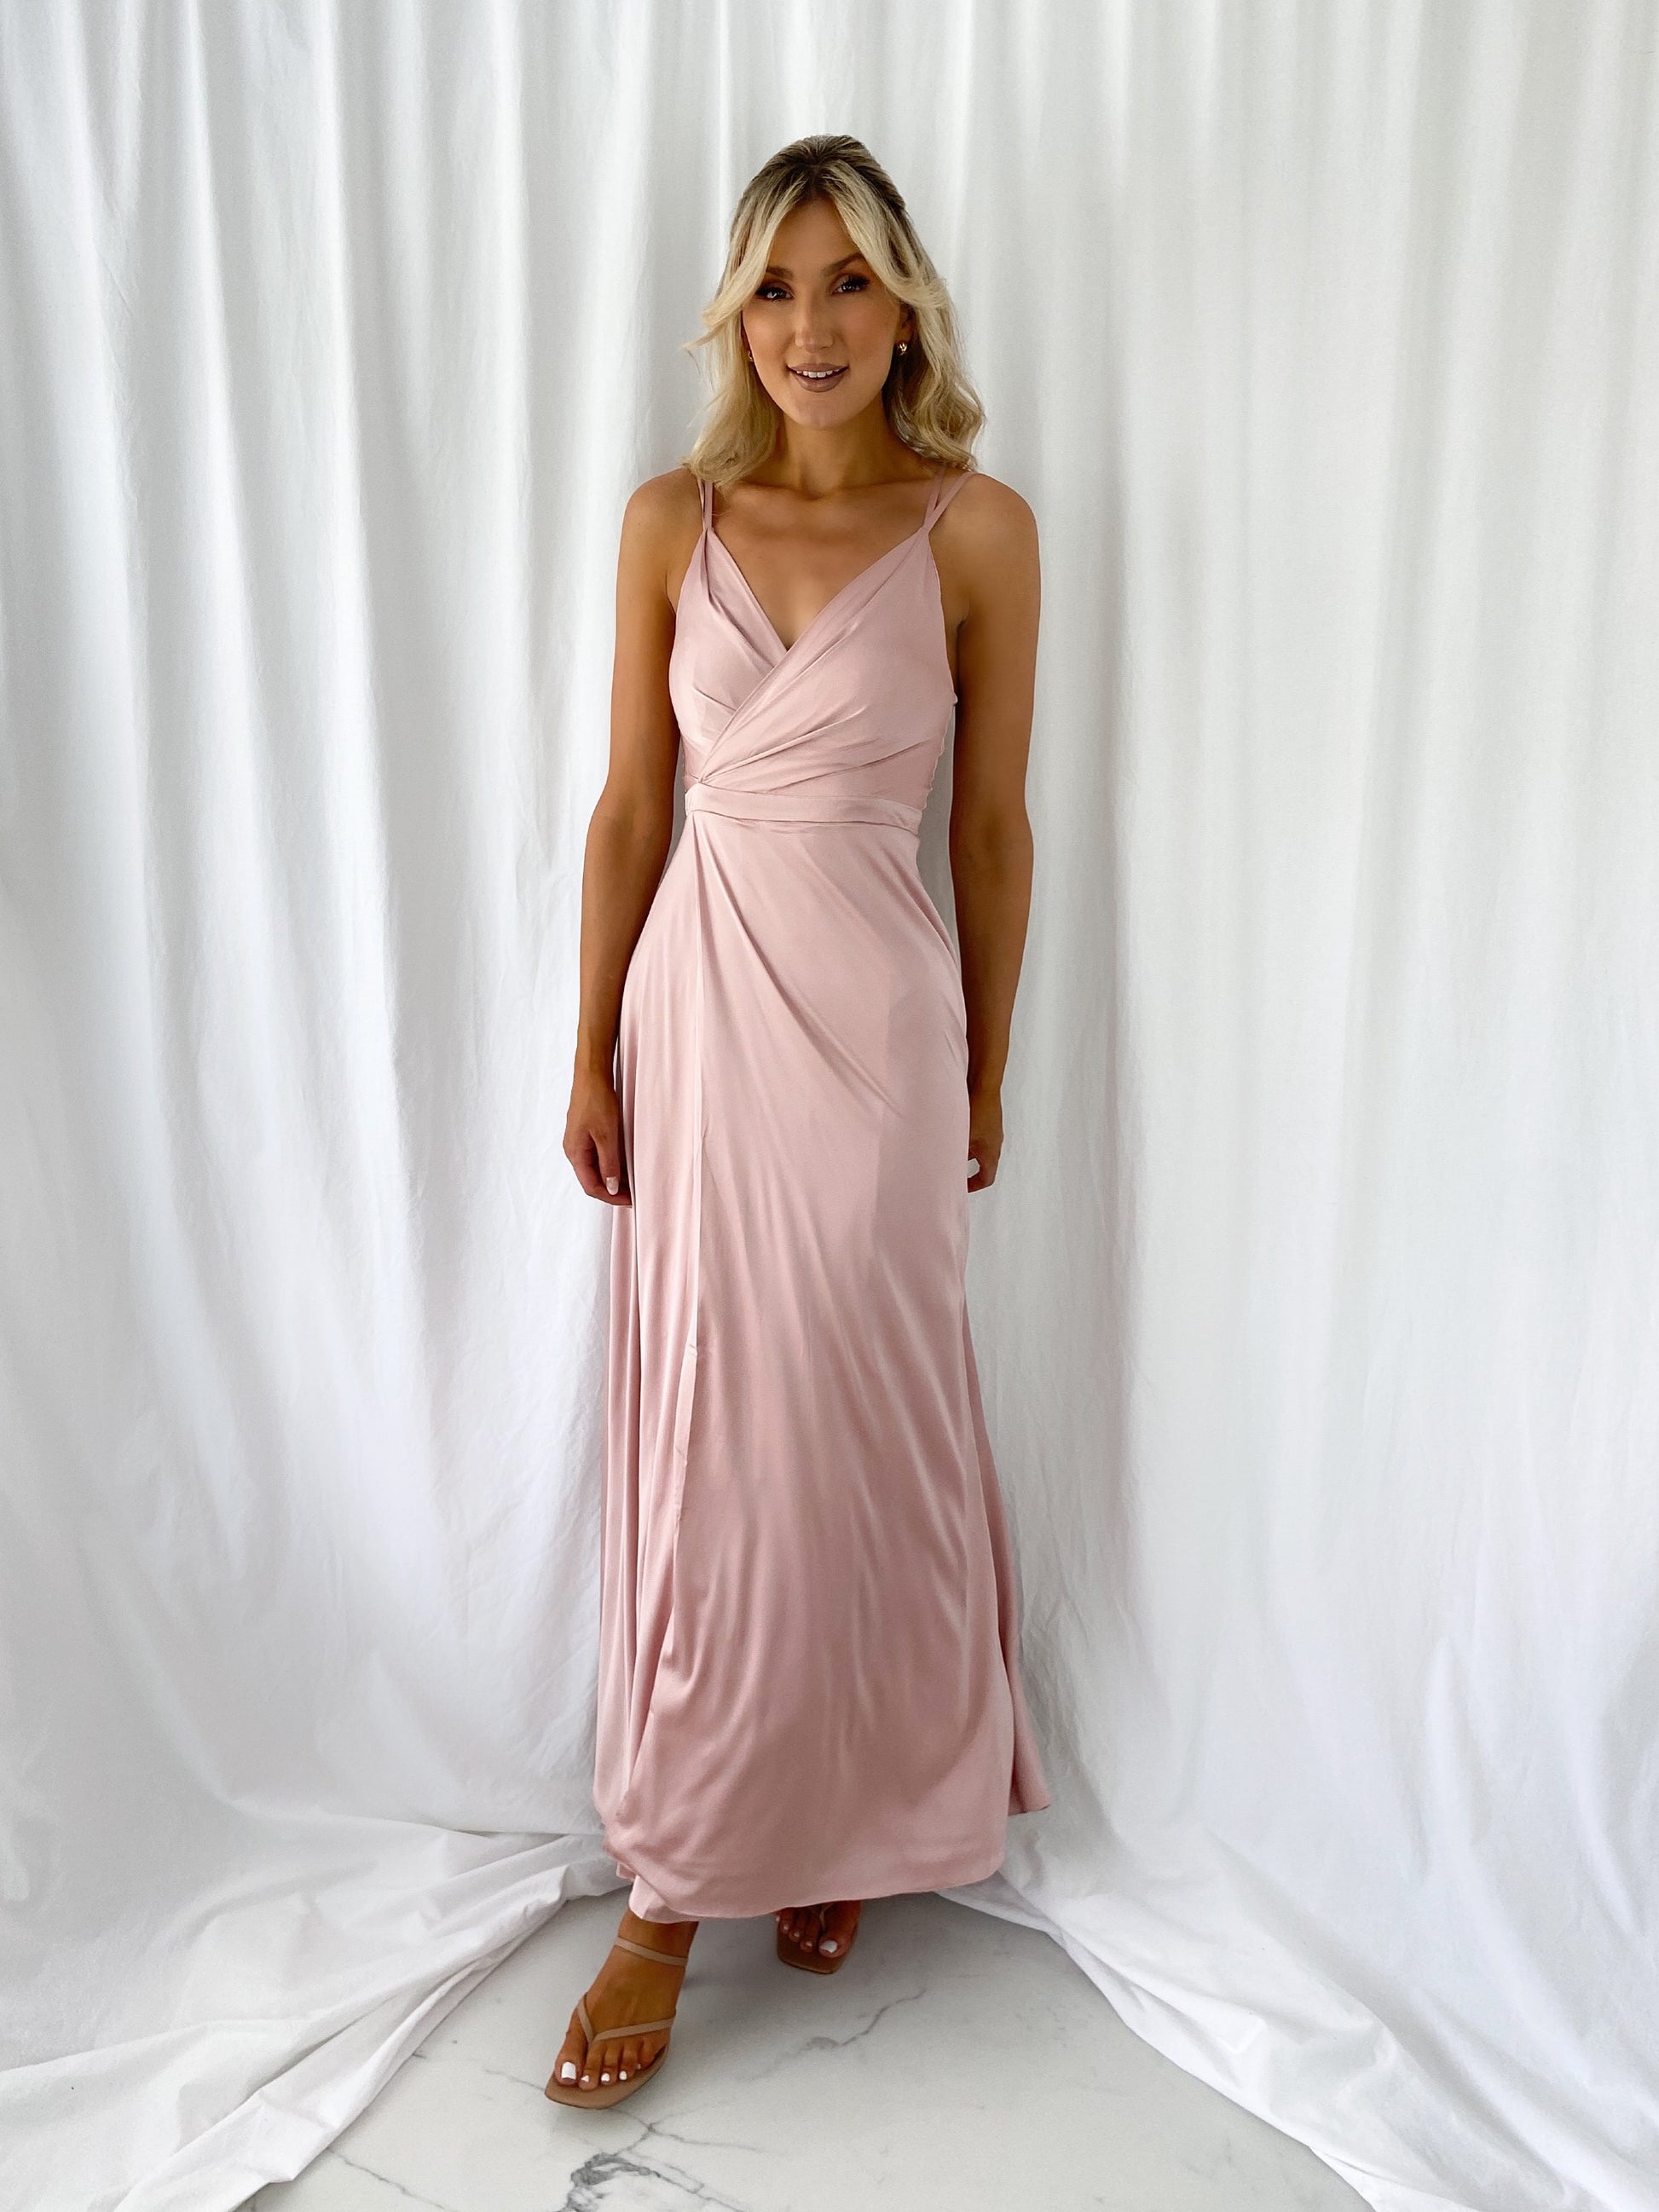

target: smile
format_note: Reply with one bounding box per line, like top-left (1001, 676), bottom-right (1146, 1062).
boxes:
top-left (789, 365), bottom-right (848, 388)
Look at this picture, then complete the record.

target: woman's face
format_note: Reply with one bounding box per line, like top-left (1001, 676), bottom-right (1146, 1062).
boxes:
top-left (740, 198), bottom-right (913, 430)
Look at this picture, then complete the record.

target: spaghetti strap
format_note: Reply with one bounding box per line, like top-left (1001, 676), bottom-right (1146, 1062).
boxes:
top-left (697, 474), bottom-right (714, 531)
top-left (923, 465), bottom-right (973, 530)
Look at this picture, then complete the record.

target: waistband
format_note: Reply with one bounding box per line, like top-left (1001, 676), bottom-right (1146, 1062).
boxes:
top-left (684, 783), bottom-right (923, 833)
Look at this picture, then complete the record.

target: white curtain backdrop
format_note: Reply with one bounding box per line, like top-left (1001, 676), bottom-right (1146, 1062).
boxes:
top-left (3, 3), bottom-right (1656, 2209)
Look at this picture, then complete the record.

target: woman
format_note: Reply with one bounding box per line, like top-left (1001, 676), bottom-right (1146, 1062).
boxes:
top-left (548, 135), bottom-right (1049, 2110)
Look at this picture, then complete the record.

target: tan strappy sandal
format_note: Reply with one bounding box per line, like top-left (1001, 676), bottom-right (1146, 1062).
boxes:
top-left (543, 1932), bottom-right (688, 2109)
top-left (775, 1903), bottom-right (860, 1975)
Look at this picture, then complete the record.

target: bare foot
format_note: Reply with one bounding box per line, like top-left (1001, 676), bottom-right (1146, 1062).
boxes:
top-left (549, 1908), bottom-right (697, 2090)
top-left (776, 1898), bottom-right (861, 1962)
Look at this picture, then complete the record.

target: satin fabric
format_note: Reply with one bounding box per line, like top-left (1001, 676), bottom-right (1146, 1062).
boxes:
top-left (594, 464), bottom-right (1052, 1921)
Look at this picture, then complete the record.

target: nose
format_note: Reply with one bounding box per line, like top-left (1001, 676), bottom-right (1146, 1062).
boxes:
top-left (790, 295), bottom-right (835, 349)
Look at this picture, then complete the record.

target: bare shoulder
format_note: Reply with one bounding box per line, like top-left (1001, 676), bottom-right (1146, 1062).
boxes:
top-left (938, 468), bottom-right (1038, 576)
top-left (933, 469), bottom-right (1039, 647)
top-left (617, 465), bottom-right (706, 611)
top-left (623, 464), bottom-right (703, 532)
top-left (620, 465), bottom-right (702, 556)
top-left (950, 467), bottom-right (1037, 528)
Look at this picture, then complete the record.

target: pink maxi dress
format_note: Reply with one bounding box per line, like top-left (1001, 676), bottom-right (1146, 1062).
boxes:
top-left (594, 462), bottom-right (1050, 1922)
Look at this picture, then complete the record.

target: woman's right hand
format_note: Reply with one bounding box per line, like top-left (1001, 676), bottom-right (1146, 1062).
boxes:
top-left (565, 1064), bottom-right (631, 1204)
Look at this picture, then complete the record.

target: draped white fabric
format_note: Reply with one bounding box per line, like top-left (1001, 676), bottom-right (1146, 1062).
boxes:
top-left (3, 4), bottom-right (1655, 2209)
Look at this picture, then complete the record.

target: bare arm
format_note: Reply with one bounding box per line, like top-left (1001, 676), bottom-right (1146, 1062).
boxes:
top-left (943, 479), bottom-right (1040, 1192)
top-left (565, 473), bottom-right (692, 1205)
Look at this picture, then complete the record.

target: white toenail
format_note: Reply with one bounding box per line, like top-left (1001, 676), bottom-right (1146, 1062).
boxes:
top-left (560, 2061), bottom-right (576, 2081)
top-left (619, 2069), bottom-right (627, 2078)
top-left (600, 2070), bottom-right (610, 2081)
top-left (822, 1938), bottom-right (838, 1952)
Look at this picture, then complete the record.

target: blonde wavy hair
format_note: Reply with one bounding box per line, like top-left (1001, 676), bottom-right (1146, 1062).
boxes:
top-left (680, 135), bottom-right (985, 491)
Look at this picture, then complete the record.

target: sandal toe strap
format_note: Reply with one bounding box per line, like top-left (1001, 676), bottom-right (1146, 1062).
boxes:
top-left (575, 1990), bottom-right (679, 2050)
top-left (585, 2013), bottom-right (676, 2045)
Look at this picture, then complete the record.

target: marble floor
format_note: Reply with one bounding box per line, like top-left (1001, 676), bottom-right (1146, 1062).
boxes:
top-left (247, 1888), bottom-right (1372, 2212)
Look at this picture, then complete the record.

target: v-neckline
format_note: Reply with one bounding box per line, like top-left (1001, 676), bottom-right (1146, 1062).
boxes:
top-left (706, 470), bottom-right (949, 663)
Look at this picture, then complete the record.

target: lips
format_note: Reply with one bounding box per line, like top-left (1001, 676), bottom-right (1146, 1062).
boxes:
top-left (789, 365), bottom-right (847, 389)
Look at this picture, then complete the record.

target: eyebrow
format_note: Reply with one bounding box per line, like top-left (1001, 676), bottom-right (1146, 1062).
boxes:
top-left (760, 251), bottom-right (867, 278)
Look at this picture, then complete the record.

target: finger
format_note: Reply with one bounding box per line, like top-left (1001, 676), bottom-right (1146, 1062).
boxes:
top-left (565, 1132), bottom-right (604, 1199)
top-left (569, 1131), bottom-right (627, 1204)
top-left (596, 1132), bottom-right (628, 1203)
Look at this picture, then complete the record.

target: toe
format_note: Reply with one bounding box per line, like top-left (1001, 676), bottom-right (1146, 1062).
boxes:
top-left (566, 2017), bottom-right (597, 2079)
top-left (819, 1900), bottom-right (860, 1954)
top-left (554, 2011), bottom-right (588, 2088)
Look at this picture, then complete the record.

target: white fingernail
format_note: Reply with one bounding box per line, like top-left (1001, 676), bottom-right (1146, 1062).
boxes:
top-left (606, 1175), bottom-right (619, 1193)
top-left (561, 2062), bottom-right (575, 2080)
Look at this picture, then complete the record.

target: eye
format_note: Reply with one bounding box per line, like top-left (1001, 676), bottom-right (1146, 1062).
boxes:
top-left (752, 273), bottom-right (871, 303)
